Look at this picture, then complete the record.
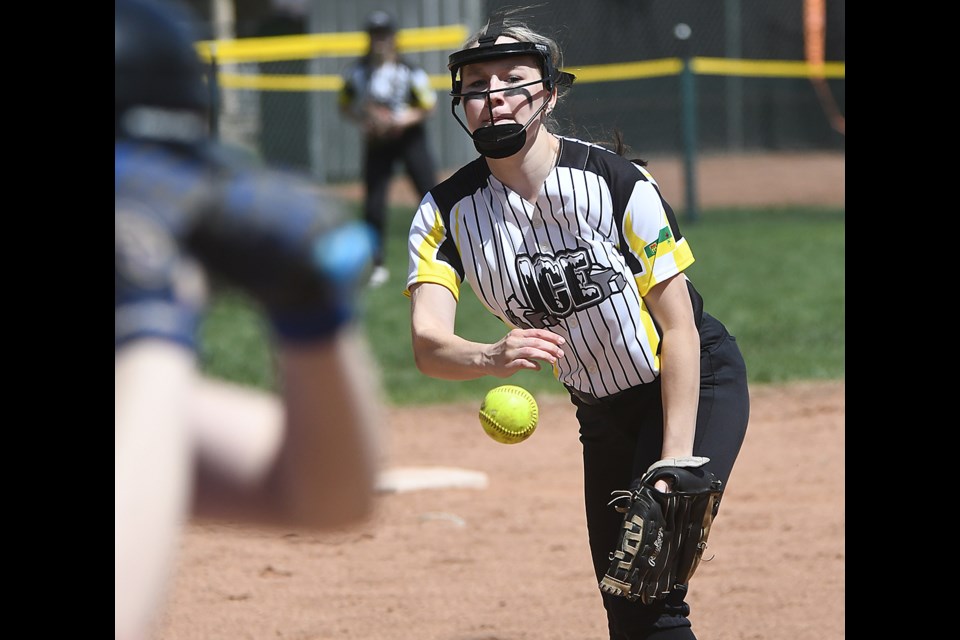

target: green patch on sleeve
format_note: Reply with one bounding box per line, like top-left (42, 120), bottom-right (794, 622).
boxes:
top-left (644, 226), bottom-right (674, 258)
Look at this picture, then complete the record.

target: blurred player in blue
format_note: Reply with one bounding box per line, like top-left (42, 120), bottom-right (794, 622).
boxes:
top-left (115, 1), bottom-right (384, 637)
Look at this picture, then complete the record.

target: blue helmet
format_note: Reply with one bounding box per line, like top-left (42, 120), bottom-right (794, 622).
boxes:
top-left (115, 0), bottom-right (210, 143)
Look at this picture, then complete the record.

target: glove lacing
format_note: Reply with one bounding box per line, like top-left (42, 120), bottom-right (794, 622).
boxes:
top-left (607, 488), bottom-right (641, 514)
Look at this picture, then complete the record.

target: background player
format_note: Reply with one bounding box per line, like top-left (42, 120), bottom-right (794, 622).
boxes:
top-left (338, 9), bottom-right (439, 287)
top-left (115, 1), bottom-right (384, 637)
top-left (404, 11), bottom-right (750, 639)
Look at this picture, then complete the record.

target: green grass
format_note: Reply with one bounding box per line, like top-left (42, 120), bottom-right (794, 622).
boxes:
top-left (199, 205), bottom-right (844, 405)
top-left (680, 208), bottom-right (845, 384)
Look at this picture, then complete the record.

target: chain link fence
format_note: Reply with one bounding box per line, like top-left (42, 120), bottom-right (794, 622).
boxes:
top-left (196, 0), bottom-right (844, 184)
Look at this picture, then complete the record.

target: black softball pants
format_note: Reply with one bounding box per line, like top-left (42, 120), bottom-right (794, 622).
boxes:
top-left (570, 313), bottom-right (750, 640)
top-left (363, 124), bottom-right (437, 266)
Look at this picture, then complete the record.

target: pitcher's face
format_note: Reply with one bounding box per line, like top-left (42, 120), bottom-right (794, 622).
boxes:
top-left (459, 53), bottom-right (552, 133)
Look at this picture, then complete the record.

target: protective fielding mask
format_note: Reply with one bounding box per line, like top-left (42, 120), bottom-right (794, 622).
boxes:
top-left (447, 27), bottom-right (575, 159)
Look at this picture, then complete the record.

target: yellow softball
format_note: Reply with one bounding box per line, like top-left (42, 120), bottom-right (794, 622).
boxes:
top-left (479, 385), bottom-right (539, 445)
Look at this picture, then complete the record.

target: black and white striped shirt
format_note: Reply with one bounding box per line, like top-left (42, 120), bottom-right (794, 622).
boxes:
top-left (338, 57), bottom-right (437, 117)
top-left (405, 136), bottom-right (695, 399)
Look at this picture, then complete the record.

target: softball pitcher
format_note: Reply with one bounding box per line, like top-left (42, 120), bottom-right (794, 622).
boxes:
top-left (404, 11), bottom-right (750, 640)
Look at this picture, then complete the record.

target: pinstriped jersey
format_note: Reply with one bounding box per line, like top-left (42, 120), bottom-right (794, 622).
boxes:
top-left (338, 58), bottom-right (437, 116)
top-left (405, 136), bottom-right (696, 399)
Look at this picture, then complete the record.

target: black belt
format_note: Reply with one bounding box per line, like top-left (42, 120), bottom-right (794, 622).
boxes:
top-left (565, 385), bottom-right (628, 406)
top-left (565, 381), bottom-right (659, 407)
top-left (566, 385), bottom-right (601, 405)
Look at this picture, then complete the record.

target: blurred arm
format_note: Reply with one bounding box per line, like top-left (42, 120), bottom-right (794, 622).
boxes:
top-left (115, 340), bottom-right (197, 640)
top-left (190, 325), bottom-right (384, 529)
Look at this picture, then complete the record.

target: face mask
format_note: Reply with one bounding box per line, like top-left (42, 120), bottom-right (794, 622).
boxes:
top-left (457, 76), bottom-right (552, 159)
top-left (447, 36), bottom-right (575, 159)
